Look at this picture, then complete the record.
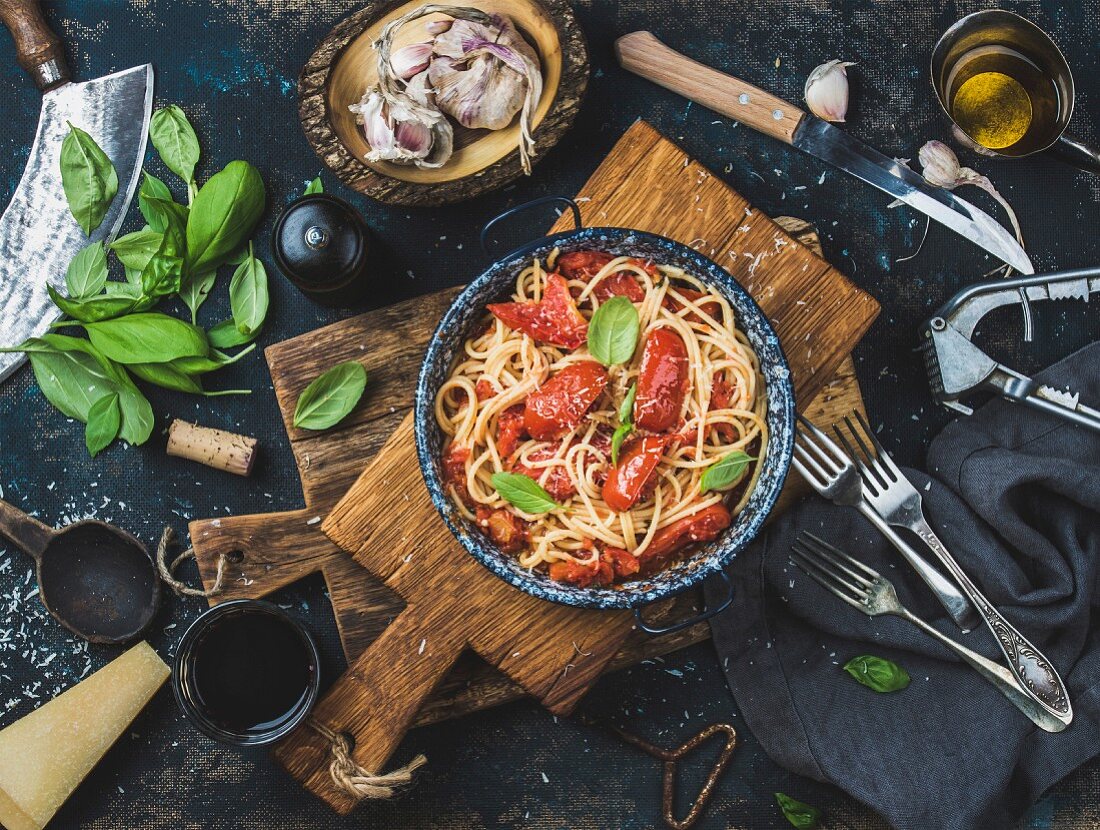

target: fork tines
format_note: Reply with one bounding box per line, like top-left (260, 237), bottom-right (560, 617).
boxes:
top-left (793, 415), bottom-right (846, 481)
top-left (831, 411), bottom-right (905, 494)
top-left (789, 532), bottom-right (879, 610)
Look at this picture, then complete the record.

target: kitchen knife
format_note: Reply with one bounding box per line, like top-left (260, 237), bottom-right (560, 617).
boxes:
top-left (0, 0), bottom-right (153, 382)
top-left (615, 31), bottom-right (1034, 276)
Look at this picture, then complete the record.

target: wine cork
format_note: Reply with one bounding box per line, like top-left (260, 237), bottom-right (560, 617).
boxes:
top-left (166, 420), bottom-right (258, 477)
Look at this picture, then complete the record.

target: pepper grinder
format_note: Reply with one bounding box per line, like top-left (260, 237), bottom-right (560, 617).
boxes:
top-left (273, 194), bottom-right (371, 306)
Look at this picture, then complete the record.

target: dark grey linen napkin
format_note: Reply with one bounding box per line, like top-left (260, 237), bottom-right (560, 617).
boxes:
top-left (706, 342), bottom-right (1100, 830)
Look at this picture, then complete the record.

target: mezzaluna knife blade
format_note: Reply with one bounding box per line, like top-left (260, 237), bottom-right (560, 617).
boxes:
top-left (0, 1), bottom-right (153, 383)
top-left (615, 31), bottom-right (1035, 276)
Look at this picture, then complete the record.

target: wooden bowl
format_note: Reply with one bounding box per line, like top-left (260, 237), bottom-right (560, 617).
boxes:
top-left (299, 0), bottom-right (588, 206)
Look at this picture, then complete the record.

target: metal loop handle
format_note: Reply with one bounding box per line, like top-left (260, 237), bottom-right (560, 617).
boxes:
top-left (634, 570), bottom-right (734, 636)
top-left (479, 196), bottom-right (583, 259)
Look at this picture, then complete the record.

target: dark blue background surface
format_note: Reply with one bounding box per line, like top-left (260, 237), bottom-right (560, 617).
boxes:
top-left (1, 1), bottom-right (1099, 828)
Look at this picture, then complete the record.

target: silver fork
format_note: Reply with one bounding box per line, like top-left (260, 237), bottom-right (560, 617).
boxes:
top-left (833, 411), bottom-right (1072, 727)
top-left (792, 416), bottom-right (979, 631)
top-left (791, 533), bottom-right (1068, 733)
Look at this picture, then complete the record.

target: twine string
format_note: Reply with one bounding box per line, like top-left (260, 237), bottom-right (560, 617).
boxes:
top-left (156, 526), bottom-right (227, 598)
top-left (308, 720), bottom-right (428, 800)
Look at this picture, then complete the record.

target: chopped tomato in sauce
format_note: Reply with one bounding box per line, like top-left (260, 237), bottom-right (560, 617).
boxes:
top-left (476, 506), bottom-right (528, 553)
top-left (524, 361), bottom-right (609, 441)
top-left (634, 329), bottom-right (690, 432)
top-left (664, 287), bottom-right (722, 323)
top-left (709, 373), bottom-right (737, 442)
top-left (443, 444), bottom-right (472, 507)
top-left (557, 250), bottom-right (648, 302)
top-left (496, 404), bottom-right (527, 459)
top-left (548, 544), bottom-right (642, 587)
top-left (475, 378), bottom-right (499, 401)
top-left (511, 445), bottom-right (577, 502)
top-left (602, 435), bottom-right (670, 513)
top-left (638, 504), bottom-right (731, 575)
top-left (488, 273), bottom-right (587, 349)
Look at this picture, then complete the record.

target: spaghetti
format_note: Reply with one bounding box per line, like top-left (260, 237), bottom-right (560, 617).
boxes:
top-left (435, 250), bottom-right (768, 587)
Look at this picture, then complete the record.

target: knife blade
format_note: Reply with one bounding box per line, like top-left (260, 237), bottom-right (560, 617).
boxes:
top-left (615, 31), bottom-right (1035, 276)
top-left (0, 1), bottom-right (153, 382)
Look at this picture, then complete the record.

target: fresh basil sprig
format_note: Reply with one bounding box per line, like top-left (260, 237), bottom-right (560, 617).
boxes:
top-left (65, 243), bottom-right (108, 299)
top-left (304, 176), bottom-right (323, 195)
top-left (587, 296), bottom-right (639, 366)
top-left (843, 655), bottom-right (911, 693)
top-left (610, 382), bottom-right (637, 466)
top-left (83, 313), bottom-right (209, 364)
top-left (293, 361), bottom-right (368, 431)
top-left (774, 792), bottom-right (822, 829)
top-left (700, 451), bottom-right (757, 493)
top-left (149, 105), bottom-right (200, 194)
top-left (185, 160), bottom-right (265, 274)
top-left (85, 393), bottom-right (121, 458)
top-left (491, 472), bottom-right (562, 514)
top-left (229, 244), bottom-right (269, 336)
top-left (60, 123), bottom-right (118, 235)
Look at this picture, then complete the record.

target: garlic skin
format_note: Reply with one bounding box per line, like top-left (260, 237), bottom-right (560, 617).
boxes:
top-left (390, 42), bottom-right (433, 80)
top-left (425, 19), bottom-right (452, 35)
top-left (349, 87), bottom-right (454, 168)
top-left (804, 60), bottom-right (855, 122)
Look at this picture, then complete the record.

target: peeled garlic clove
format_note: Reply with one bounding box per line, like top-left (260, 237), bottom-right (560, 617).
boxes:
top-left (918, 140), bottom-right (962, 188)
top-left (354, 91), bottom-right (397, 155)
top-left (390, 41), bottom-right (433, 81)
top-left (804, 59), bottom-right (855, 122)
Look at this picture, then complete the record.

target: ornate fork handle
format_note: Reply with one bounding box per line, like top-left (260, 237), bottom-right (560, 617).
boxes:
top-left (911, 519), bottom-right (1072, 723)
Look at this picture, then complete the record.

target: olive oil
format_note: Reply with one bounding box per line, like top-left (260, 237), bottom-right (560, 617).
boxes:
top-left (946, 46), bottom-right (1061, 154)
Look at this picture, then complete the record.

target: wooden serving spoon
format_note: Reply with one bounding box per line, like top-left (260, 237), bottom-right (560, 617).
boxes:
top-left (0, 499), bottom-right (161, 644)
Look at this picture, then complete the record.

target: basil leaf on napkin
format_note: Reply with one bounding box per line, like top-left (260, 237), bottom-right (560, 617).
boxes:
top-left (150, 105), bottom-right (200, 187)
top-left (843, 654), bottom-right (911, 693)
top-left (587, 296), bottom-right (639, 366)
top-left (304, 176), bottom-right (323, 195)
top-left (491, 472), bottom-right (562, 514)
top-left (700, 451), bottom-right (756, 493)
top-left (774, 792), bottom-right (822, 829)
top-left (185, 160), bottom-right (265, 274)
top-left (293, 361), bottom-right (367, 431)
top-left (85, 393), bottom-right (121, 458)
top-left (84, 313), bottom-right (209, 364)
top-left (229, 247), bottom-right (269, 335)
top-left (60, 123), bottom-right (119, 235)
top-left (65, 242), bottom-right (108, 299)
top-left (138, 171), bottom-right (173, 231)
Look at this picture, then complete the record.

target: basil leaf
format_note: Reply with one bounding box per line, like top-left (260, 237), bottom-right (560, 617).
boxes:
top-left (85, 393), bottom-right (121, 458)
top-left (142, 196), bottom-right (189, 252)
top-left (207, 318), bottom-right (260, 349)
top-left (180, 271), bottom-right (217, 324)
top-left (700, 451), bottom-right (757, 493)
top-left (85, 313), bottom-right (210, 364)
top-left (611, 422), bottom-right (632, 466)
top-left (110, 229), bottom-right (164, 272)
top-left (843, 655), bottom-right (911, 693)
top-left (139, 171), bottom-right (173, 231)
top-left (65, 242), bottom-right (108, 299)
top-left (587, 296), bottom-right (640, 366)
top-left (48, 286), bottom-right (135, 323)
top-left (293, 361), bottom-right (367, 430)
top-left (172, 344), bottom-right (255, 375)
top-left (149, 105), bottom-right (200, 186)
top-left (618, 383), bottom-right (637, 424)
top-left (60, 123), bottom-right (118, 235)
top-left (140, 252), bottom-right (184, 299)
top-left (491, 472), bottom-right (562, 514)
top-left (185, 160), bottom-right (265, 274)
top-left (229, 249), bottom-right (269, 335)
top-left (304, 176), bottom-right (323, 195)
top-left (103, 281), bottom-right (143, 300)
top-left (775, 793), bottom-right (822, 829)
top-left (128, 361), bottom-right (204, 394)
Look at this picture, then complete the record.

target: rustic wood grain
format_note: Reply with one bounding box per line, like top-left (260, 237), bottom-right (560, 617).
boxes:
top-left (189, 122), bottom-right (877, 745)
top-left (298, 0), bottom-right (588, 206)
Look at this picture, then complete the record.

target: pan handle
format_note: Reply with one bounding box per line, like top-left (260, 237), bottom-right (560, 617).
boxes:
top-left (0, 498), bottom-right (53, 562)
top-left (0, 0), bottom-right (70, 91)
top-left (480, 196), bottom-right (583, 259)
top-left (1050, 133), bottom-right (1100, 177)
top-left (633, 570), bottom-right (734, 637)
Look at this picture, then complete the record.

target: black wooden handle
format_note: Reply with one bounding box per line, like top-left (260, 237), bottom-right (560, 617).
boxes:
top-left (0, 0), bottom-right (70, 91)
top-left (0, 498), bottom-right (54, 562)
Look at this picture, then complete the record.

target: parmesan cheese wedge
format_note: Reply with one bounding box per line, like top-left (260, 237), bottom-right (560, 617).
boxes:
top-left (0, 641), bottom-right (170, 830)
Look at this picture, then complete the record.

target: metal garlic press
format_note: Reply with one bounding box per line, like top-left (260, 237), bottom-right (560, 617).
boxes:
top-left (919, 266), bottom-right (1100, 433)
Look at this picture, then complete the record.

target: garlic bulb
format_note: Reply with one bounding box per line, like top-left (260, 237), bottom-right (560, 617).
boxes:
top-left (804, 60), bottom-right (855, 122)
top-left (390, 42), bottom-right (433, 80)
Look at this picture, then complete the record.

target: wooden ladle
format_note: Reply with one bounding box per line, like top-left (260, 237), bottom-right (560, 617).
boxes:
top-left (0, 499), bottom-right (161, 644)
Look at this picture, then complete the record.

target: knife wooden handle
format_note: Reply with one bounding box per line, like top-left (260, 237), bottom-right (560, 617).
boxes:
top-left (0, 0), bottom-right (69, 91)
top-left (616, 31), bottom-right (805, 144)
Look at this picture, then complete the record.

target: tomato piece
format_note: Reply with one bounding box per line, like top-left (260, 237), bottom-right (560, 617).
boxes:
top-left (558, 251), bottom-right (647, 302)
top-left (708, 373), bottom-right (737, 442)
top-left (593, 273), bottom-right (645, 303)
top-left (663, 287), bottom-right (722, 323)
top-left (634, 329), bottom-right (690, 432)
top-left (602, 546), bottom-right (641, 579)
top-left (524, 361), bottom-right (609, 441)
top-left (443, 443), bottom-right (472, 507)
top-left (476, 506), bottom-right (529, 553)
top-left (511, 445), bottom-right (577, 501)
top-left (475, 378), bottom-right (499, 401)
top-left (549, 557), bottom-right (614, 588)
top-left (557, 250), bottom-right (614, 280)
top-left (602, 435), bottom-right (669, 512)
top-left (496, 404), bottom-right (527, 459)
top-left (488, 274), bottom-right (587, 349)
top-left (638, 505), bottom-right (731, 574)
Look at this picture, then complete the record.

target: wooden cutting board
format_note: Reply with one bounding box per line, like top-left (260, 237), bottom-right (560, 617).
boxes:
top-left (189, 119), bottom-right (877, 737)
